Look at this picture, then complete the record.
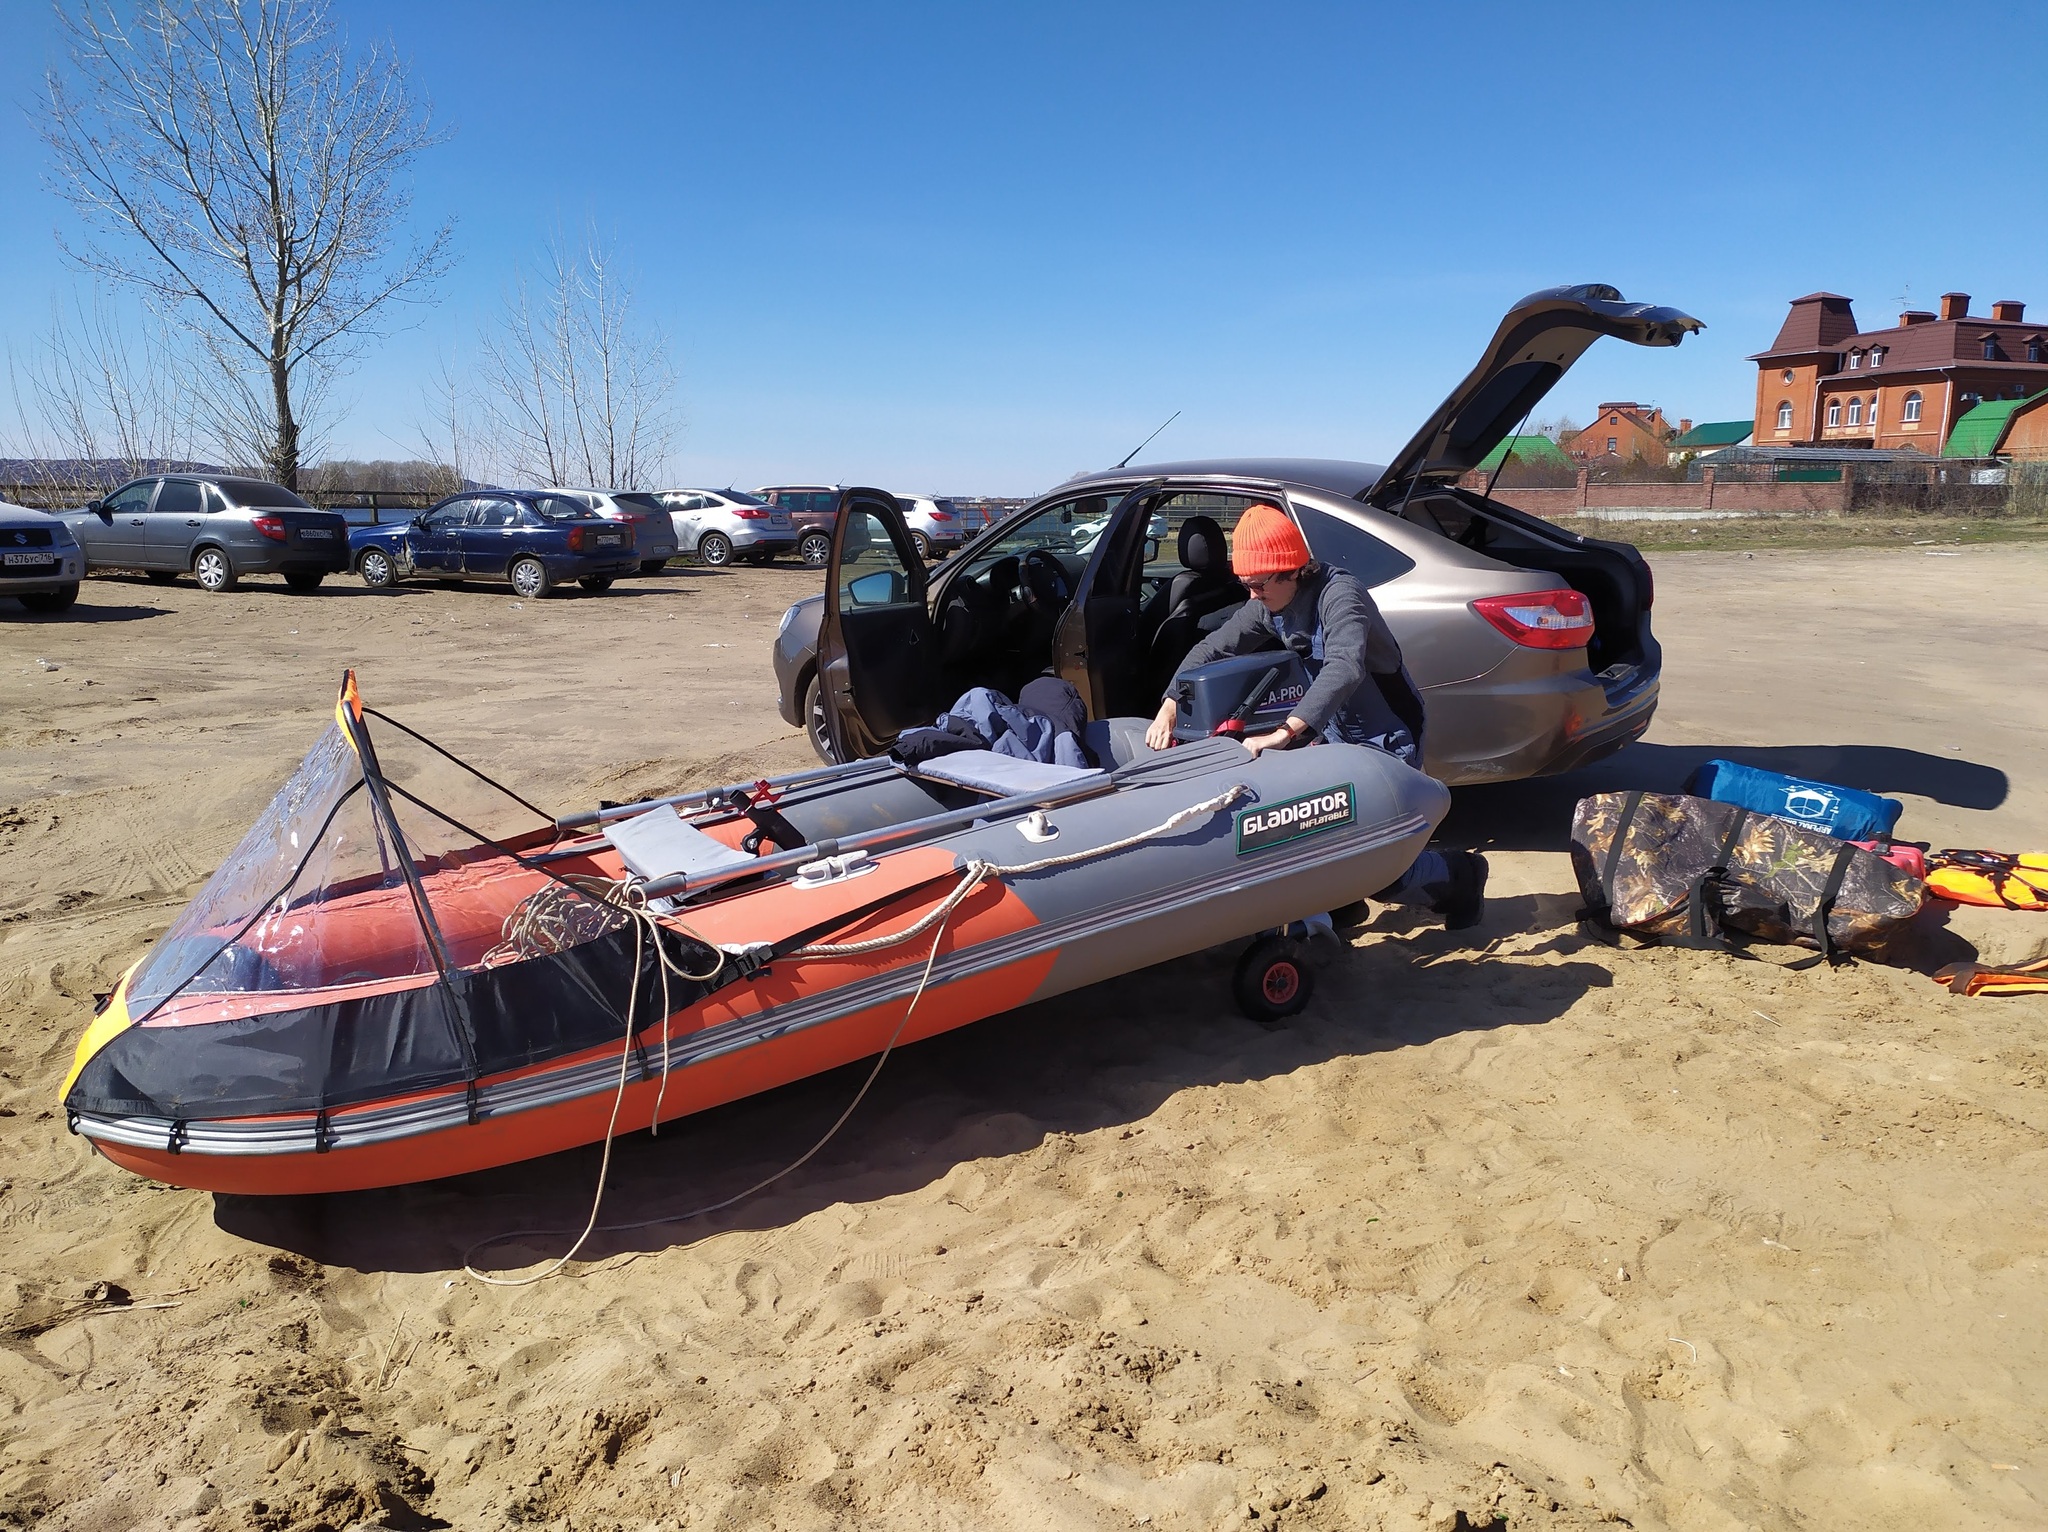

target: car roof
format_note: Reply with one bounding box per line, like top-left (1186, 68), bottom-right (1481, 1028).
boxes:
top-left (1058, 457), bottom-right (1388, 499)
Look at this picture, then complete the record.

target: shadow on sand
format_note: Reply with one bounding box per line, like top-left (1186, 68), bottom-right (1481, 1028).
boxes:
top-left (215, 932), bottom-right (1610, 1274)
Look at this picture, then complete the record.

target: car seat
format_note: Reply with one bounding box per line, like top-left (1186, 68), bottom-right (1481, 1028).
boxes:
top-left (1145, 515), bottom-right (1245, 694)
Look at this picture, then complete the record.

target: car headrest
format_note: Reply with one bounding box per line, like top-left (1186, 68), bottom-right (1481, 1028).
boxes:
top-left (1179, 515), bottom-right (1226, 574)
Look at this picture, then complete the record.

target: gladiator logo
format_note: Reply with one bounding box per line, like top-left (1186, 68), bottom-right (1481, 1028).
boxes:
top-left (1236, 784), bottom-right (1356, 854)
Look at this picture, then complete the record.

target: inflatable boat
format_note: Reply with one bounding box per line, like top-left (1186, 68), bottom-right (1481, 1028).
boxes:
top-left (61, 672), bottom-right (1448, 1195)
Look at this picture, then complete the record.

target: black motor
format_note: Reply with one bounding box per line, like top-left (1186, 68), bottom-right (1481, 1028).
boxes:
top-left (1169, 649), bottom-right (1311, 743)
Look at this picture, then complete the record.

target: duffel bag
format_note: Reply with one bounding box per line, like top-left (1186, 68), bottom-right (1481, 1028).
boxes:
top-left (1571, 791), bottom-right (1925, 963)
top-left (1685, 759), bottom-right (1903, 843)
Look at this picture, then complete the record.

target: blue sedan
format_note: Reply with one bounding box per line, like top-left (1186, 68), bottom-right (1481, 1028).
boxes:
top-left (349, 490), bottom-right (639, 597)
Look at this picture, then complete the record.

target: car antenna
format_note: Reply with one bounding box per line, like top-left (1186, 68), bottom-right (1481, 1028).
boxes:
top-left (1116, 410), bottom-right (1180, 469)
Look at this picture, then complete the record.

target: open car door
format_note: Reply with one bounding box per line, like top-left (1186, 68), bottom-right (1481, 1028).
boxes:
top-left (1363, 284), bottom-right (1703, 506)
top-left (819, 488), bottom-right (944, 760)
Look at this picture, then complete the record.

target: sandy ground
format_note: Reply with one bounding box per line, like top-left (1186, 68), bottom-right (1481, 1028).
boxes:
top-left (1, 547), bottom-right (2044, 1532)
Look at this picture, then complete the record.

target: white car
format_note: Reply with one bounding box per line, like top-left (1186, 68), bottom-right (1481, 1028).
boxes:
top-left (659, 488), bottom-right (798, 567)
top-left (556, 489), bottom-right (680, 573)
top-left (893, 495), bottom-right (985, 560)
top-left (0, 499), bottom-right (85, 612)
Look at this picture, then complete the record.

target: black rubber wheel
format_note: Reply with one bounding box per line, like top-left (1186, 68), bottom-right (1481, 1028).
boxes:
top-left (639, 558), bottom-right (667, 576)
top-left (358, 548), bottom-right (398, 589)
top-left (509, 556), bottom-right (551, 599)
top-left (802, 671), bottom-right (837, 764)
top-left (1232, 935), bottom-right (1314, 1025)
top-left (698, 532), bottom-right (734, 568)
top-left (20, 583), bottom-right (79, 613)
top-left (799, 531), bottom-right (831, 568)
top-left (145, 570), bottom-right (179, 585)
top-left (578, 575), bottom-right (615, 593)
top-left (192, 547), bottom-right (237, 593)
top-left (284, 570), bottom-right (325, 592)
top-left (911, 531), bottom-right (932, 561)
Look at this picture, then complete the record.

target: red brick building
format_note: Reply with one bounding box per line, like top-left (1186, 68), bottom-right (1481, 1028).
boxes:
top-left (1751, 290), bottom-right (2048, 451)
top-left (1564, 402), bottom-right (1682, 466)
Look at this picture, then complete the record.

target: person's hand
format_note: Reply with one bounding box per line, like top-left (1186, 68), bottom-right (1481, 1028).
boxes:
top-left (1242, 726), bottom-right (1295, 758)
top-left (1145, 699), bottom-right (1178, 751)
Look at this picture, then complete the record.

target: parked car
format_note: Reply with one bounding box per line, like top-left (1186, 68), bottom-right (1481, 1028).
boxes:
top-left (350, 490), bottom-right (639, 597)
top-left (892, 495), bottom-right (985, 560)
top-left (772, 284), bottom-right (1695, 783)
top-left (753, 485), bottom-right (853, 569)
top-left (556, 490), bottom-right (679, 574)
top-left (657, 488), bottom-right (797, 567)
top-left (0, 500), bottom-right (85, 613)
top-left (54, 474), bottom-right (349, 593)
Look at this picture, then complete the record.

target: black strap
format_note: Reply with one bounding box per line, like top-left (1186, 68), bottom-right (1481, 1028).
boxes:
top-left (1664, 808), bottom-right (1752, 951)
top-left (1802, 841), bottom-right (1859, 968)
top-left (314, 1108), bottom-right (334, 1154)
top-left (1584, 790), bottom-right (1646, 929)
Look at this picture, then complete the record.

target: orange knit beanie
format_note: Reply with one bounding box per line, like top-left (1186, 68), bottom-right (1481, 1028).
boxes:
top-left (1230, 504), bottom-right (1311, 578)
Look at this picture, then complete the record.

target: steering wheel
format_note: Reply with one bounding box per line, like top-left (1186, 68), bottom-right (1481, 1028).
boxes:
top-left (1020, 549), bottom-right (1072, 608)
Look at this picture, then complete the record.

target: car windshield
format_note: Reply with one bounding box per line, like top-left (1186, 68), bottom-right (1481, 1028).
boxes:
top-left (528, 495), bottom-right (599, 521)
top-left (608, 492), bottom-right (668, 515)
top-left (215, 477), bottom-right (312, 509)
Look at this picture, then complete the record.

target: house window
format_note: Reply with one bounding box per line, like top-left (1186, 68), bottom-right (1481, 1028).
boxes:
top-left (1606, 437), bottom-right (1617, 454)
top-left (1848, 350), bottom-right (1861, 369)
top-left (1983, 337), bottom-right (1999, 360)
top-left (1903, 391), bottom-right (1923, 422)
top-left (1866, 395), bottom-right (1880, 426)
top-left (1826, 400), bottom-right (1841, 427)
top-left (2030, 342), bottom-right (2043, 363)
top-left (1870, 346), bottom-right (1884, 368)
top-left (1846, 399), bottom-right (1862, 427)
top-left (1776, 400), bottom-right (1794, 430)
top-left (1781, 369), bottom-right (1795, 385)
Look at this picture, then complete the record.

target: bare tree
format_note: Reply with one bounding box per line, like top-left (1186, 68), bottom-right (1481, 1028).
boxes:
top-left (475, 232), bottom-right (679, 488)
top-left (42, 0), bottom-right (453, 488)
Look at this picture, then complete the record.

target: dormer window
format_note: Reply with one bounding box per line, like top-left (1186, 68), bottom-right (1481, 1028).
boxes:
top-left (1870, 346), bottom-right (1885, 368)
top-left (2029, 339), bottom-right (2043, 364)
top-left (1983, 337), bottom-right (1999, 360)
top-left (1847, 350), bottom-right (1861, 369)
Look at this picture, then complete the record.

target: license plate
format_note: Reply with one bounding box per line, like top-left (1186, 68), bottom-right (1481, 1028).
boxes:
top-left (3, 552), bottom-right (54, 566)
top-left (771, 514), bottom-right (790, 527)
top-left (597, 534), bottom-right (623, 547)
top-left (298, 528), bottom-right (334, 541)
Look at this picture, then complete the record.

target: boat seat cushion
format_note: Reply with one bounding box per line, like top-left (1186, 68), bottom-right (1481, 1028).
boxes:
top-left (604, 807), bottom-right (757, 882)
top-left (912, 750), bottom-right (1106, 798)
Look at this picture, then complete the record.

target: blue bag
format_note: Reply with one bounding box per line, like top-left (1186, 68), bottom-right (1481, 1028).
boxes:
top-left (1685, 760), bottom-right (1903, 843)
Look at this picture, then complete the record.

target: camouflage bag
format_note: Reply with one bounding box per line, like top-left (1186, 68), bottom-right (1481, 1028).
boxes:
top-left (1570, 791), bottom-right (1925, 964)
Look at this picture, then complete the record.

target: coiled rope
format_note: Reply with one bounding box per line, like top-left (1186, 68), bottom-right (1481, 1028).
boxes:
top-left (463, 781), bottom-right (1248, 1285)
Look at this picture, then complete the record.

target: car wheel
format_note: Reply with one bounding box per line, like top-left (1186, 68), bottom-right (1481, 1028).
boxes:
top-left (802, 672), bottom-right (838, 764)
top-left (578, 575), bottom-right (614, 593)
top-left (192, 547), bottom-right (237, 593)
top-left (911, 531), bottom-right (932, 561)
top-left (358, 548), bottom-right (397, 589)
top-left (799, 531), bottom-right (831, 568)
top-left (145, 570), bottom-right (179, 585)
top-left (1232, 935), bottom-right (1314, 1026)
top-left (509, 556), bottom-right (551, 599)
top-left (284, 570), bottom-right (325, 592)
top-left (639, 559), bottom-right (668, 576)
top-left (698, 532), bottom-right (734, 568)
top-left (20, 583), bottom-right (79, 613)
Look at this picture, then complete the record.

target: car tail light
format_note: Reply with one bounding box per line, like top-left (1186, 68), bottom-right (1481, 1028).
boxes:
top-left (1471, 588), bottom-right (1595, 649)
top-left (732, 507), bottom-right (769, 519)
top-left (927, 508), bottom-right (956, 521)
top-left (569, 525), bottom-right (590, 552)
top-left (252, 513), bottom-right (288, 542)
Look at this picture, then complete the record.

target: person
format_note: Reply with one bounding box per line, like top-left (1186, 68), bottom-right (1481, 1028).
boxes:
top-left (1144, 503), bottom-right (1488, 929)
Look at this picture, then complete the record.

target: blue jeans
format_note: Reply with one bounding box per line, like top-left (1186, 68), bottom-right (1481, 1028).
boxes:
top-left (1376, 848), bottom-right (1450, 905)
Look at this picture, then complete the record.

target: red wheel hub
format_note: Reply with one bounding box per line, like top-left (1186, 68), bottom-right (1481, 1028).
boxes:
top-left (1261, 961), bottom-right (1301, 1005)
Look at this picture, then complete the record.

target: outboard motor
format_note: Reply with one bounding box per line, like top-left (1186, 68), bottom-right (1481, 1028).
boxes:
top-left (1169, 649), bottom-right (1312, 744)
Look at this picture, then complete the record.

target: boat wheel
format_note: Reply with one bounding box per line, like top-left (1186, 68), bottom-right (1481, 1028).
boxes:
top-left (1232, 935), bottom-right (1315, 1026)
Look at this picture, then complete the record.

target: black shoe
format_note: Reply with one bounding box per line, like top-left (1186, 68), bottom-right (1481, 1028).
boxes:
top-left (1428, 851), bottom-right (1489, 931)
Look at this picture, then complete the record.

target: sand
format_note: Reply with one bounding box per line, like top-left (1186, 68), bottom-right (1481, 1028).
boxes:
top-left (1, 546), bottom-right (2044, 1531)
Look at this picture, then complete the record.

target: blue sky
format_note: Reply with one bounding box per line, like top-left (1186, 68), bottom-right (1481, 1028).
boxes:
top-left (3, 1), bottom-right (2044, 494)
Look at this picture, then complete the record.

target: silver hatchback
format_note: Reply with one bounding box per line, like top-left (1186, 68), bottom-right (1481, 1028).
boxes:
top-left (658, 488), bottom-right (798, 566)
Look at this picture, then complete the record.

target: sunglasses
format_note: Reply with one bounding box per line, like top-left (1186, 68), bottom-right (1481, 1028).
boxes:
top-left (1242, 572), bottom-right (1299, 594)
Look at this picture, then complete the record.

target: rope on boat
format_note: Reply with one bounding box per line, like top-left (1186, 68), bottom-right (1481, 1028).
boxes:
top-left (462, 780), bottom-right (1249, 1285)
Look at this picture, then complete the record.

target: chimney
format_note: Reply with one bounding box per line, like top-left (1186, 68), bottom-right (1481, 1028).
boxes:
top-left (1679, 418), bottom-right (1693, 435)
top-left (1899, 310), bottom-right (1936, 326)
top-left (1991, 299), bottom-right (2025, 322)
top-left (1940, 292), bottom-right (1970, 321)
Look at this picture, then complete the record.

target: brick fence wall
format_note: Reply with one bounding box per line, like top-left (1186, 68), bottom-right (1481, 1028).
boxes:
top-left (1454, 468), bottom-right (1852, 517)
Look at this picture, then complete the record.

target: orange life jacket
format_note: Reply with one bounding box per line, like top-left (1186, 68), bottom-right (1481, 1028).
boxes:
top-left (1924, 850), bottom-right (2048, 911)
top-left (1933, 952), bottom-right (2048, 997)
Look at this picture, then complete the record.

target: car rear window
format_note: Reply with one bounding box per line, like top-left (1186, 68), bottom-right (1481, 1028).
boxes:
top-left (608, 493), bottom-right (667, 515)
top-left (214, 477), bottom-right (312, 508)
top-left (721, 489), bottom-right (773, 508)
top-left (528, 495), bottom-right (599, 521)
top-left (1295, 503), bottom-right (1416, 588)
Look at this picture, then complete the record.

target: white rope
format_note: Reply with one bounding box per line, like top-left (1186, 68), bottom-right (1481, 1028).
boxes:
top-left (462, 780), bottom-right (1249, 1285)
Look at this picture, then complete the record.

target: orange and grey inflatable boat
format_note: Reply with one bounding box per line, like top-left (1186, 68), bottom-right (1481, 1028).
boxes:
top-left (62, 672), bottom-right (1447, 1195)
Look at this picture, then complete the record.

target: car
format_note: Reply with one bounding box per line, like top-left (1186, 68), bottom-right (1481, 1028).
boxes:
top-left (657, 488), bottom-right (798, 567)
top-left (555, 490), bottom-right (680, 574)
top-left (752, 485), bottom-right (852, 569)
top-left (892, 495), bottom-right (986, 560)
top-left (0, 499), bottom-right (86, 613)
top-left (772, 283), bottom-right (1696, 784)
top-left (54, 474), bottom-right (350, 593)
top-left (349, 489), bottom-right (639, 598)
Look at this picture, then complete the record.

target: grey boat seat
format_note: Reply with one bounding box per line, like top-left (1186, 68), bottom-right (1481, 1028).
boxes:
top-left (910, 750), bottom-right (1106, 798)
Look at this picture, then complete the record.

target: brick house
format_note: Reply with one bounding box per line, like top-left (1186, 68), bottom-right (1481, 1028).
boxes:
top-left (1751, 290), bottom-right (2048, 452)
top-left (1564, 403), bottom-right (1680, 466)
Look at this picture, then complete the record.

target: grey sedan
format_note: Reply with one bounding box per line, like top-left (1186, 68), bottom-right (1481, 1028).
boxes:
top-left (0, 500), bottom-right (86, 613)
top-left (773, 284), bottom-right (1695, 786)
top-left (56, 474), bottom-right (349, 593)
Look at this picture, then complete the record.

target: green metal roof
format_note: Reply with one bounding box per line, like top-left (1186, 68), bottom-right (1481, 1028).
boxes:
top-left (1475, 433), bottom-right (1573, 472)
top-left (1669, 419), bottom-right (1753, 449)
top-left (1943, 392), bottom-right (2045, 457)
